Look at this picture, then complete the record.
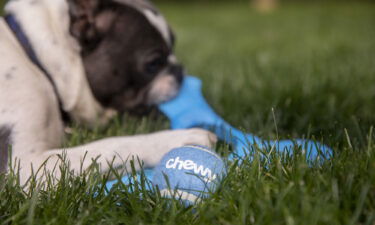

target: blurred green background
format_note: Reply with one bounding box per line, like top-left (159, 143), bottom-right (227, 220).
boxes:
top-left (1, 0), bottom-right (375, 146)
top-left (155, 1), bottom-right (375, 148)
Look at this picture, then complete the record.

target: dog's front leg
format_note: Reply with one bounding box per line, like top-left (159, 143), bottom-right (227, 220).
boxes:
top-left (18, 129), bottom-right (217, 186)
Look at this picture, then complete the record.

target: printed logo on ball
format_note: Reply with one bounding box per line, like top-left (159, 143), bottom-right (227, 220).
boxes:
top-left (165, 157), bottom-right (218, 183)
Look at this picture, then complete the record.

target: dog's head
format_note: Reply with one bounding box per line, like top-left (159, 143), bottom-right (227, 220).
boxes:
top-left (68, 0), bottom-right (183, 114)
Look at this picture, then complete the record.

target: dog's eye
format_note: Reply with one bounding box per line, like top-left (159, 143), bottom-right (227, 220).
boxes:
top-left (145, 57), bottom-right (166, 74)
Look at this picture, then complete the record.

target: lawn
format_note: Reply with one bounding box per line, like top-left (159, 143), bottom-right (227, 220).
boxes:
top-left (1, 2), bottom-right (375, 224)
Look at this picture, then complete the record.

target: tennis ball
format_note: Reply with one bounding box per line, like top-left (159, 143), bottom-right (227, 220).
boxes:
top-left (152, 145), bottom-right (226, 204)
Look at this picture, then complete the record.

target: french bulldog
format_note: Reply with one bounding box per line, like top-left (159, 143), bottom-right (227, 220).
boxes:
top-left (0, 0), bottom-right (217, 186)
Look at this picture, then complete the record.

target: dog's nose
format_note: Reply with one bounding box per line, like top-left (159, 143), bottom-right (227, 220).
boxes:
top-left (169, 64), bottom-right (184, 84)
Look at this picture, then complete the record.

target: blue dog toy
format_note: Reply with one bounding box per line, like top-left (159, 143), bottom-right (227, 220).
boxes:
top-left (105, 75), bottom-right (332, 191)
top-left (152, 145), bottom-right (226, 204)
top-left (159, 76), bottom-right (332, 161)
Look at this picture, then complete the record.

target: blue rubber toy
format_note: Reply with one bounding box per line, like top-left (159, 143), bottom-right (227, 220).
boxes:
top-left (105, 168), bottom-right (154, 191)
top-left (105, 75), bottom-right (332, 191)
top-left (159, 76), bottom-right (333, 161)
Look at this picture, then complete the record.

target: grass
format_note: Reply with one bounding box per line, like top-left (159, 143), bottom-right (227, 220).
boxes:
top-left (1, 1), bottom-right (375, 224)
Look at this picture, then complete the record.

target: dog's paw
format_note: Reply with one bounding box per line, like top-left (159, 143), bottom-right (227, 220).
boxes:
top-left (154, 128), bottom-right (217, 150)
top-left (143, 128), bottom-right (217, 167)
top-left (179, 128), bottom-right (217, 148)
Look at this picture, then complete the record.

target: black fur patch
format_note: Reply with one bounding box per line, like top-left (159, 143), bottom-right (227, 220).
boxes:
top-left (0, 126), bottom-right (12, 173)
top-left (5, 73), bottom-right (13, 80)
top-left (4, 67), bottom-right (17, 80)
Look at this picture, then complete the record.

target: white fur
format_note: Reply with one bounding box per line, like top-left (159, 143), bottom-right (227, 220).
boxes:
top-left (147, 74), bottom-right (179, 104)
top-left (5, 0), bottom-right (104, 124)
top-left (168, 54), bottom-right (178, 64)
top-left (0, 0), bottom-right (217, 186)
top-left (143, 9), bottom-right (172, 47)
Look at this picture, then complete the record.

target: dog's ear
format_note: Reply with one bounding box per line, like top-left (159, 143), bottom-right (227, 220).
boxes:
top-left (68, 0), bottom-right (116, 45)
top-left (68, 0), bottom-right (98, 41)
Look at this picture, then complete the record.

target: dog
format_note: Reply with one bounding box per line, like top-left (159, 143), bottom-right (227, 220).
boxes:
top-left (0, 0), bottom-right (217, 186)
